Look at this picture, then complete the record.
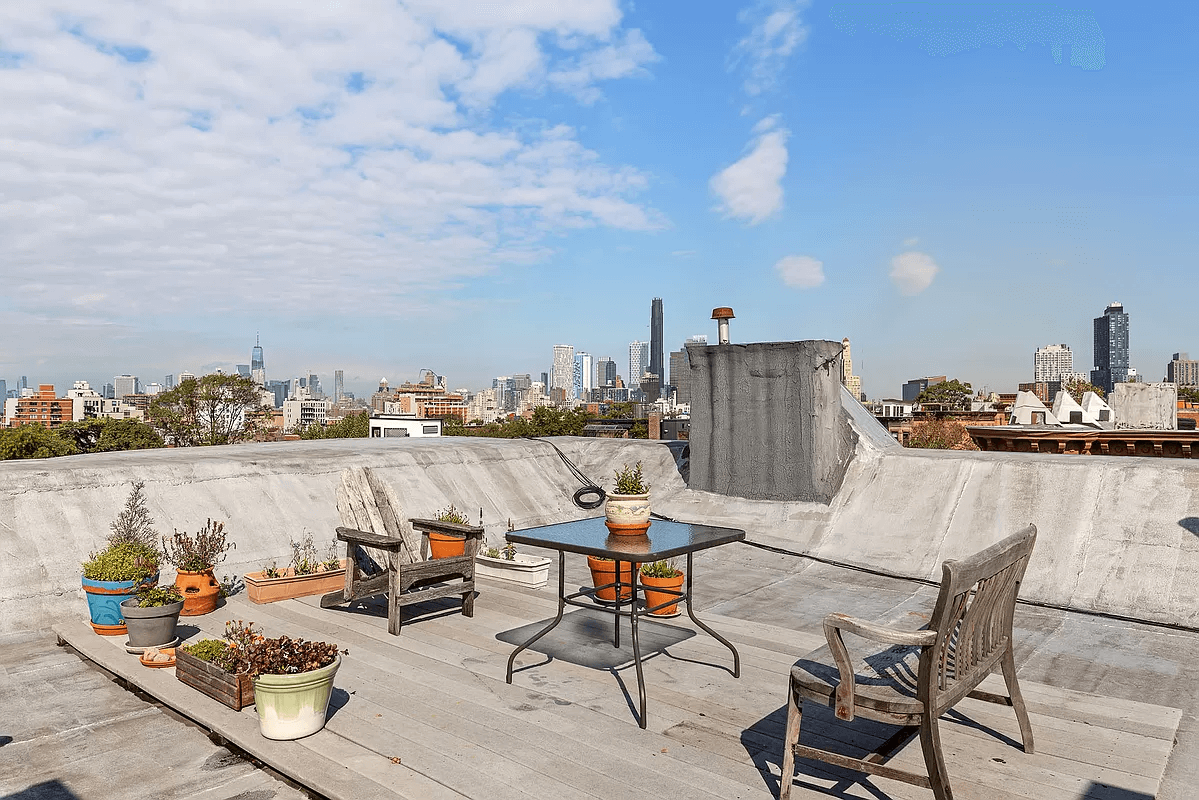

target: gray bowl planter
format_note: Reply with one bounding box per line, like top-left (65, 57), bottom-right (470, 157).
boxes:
top-left (120, 597), bottom-right (184, 649)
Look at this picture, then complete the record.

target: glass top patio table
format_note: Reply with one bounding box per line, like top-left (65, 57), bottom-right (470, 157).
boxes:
top-left (506, 516), bottom-right (745, 562)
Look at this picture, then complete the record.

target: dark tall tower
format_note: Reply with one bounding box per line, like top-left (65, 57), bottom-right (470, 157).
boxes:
top-left (1091, 302), bottom-right (1129, 396)
top-left (649, 297), bottom-right (664, 386)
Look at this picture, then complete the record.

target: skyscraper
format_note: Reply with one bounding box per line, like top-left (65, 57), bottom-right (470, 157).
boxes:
top-left (841, 338), bottom-right (862, 399)
top-left (552, 345), bottom-right (574, 396)
top-left (113, 375), bottom-right (138, 400)
top-left (1091, 302), bottom-right (1130, 395)
top-left (650, 297), bottom-right (664, 386)
top-left (629, 340), bottom-right (648, 386)
top-left (574, 352), bottom-right (593, 399)
top-left (669, 349), bottom-right (687, 404)
top-left (236, 364), bottom-right (251, 378)
top-left (251, 334), bottom-right (266, 386)
top-left (596, 357), bottom-right (616, 387)
top-left (334, 370), bottom-right (344, 402)
top-left (1034, 344), bottom-right (1074, 383)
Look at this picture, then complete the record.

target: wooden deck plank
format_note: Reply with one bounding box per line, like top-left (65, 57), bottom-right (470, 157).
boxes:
top-left (52, 582), bottom-right (1185, 800)
top-left (256, 597), bottom-right (764, 798)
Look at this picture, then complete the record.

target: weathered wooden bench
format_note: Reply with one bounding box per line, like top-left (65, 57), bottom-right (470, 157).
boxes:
top-left (319, 466), bottom-right (484, 635)
top-left (780, 524), bottom-right (1038, 800)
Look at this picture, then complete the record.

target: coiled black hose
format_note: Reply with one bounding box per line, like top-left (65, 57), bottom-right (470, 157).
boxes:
top-left (525, 437), bottom-right (606, 510)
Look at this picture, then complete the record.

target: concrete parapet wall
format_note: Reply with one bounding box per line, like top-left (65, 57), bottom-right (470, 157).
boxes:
top-left (0, 436), bottom-right (686, 635)
top-left (5, 413), bottom-right (1199, 633)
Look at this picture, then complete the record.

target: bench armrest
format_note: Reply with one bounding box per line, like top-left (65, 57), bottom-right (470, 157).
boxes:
top-left (335, 526), bottom-right (406, 550)
top-left (823, 613), bottom-right (937, 721)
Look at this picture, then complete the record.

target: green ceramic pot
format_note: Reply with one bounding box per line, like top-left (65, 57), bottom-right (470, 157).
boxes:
top-left (253, 655), bottom-right (341, 740)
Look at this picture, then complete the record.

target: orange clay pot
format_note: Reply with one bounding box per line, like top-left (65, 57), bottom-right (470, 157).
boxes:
top-left (586, 556), bottom-right (640, 602)
top-left (174, 569), bottom-right (220, 616)
top-left (639, 570), bottom-right (685, 616)
top-left (428, 532), bottom-right (466, 559)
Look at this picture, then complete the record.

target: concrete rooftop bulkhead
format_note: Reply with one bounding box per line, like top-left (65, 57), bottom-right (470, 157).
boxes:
top-left (2, 393), bottom-right (1199, 635)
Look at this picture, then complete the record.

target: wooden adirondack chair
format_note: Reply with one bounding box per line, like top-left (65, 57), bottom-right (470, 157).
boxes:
top-left (779, 524), bottom-right (1037, 800)
top-left (319, 467), bottom-right (483, 635)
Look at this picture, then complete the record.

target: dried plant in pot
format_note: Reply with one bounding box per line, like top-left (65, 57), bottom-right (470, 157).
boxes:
top-left (162, 519), bottom-right (235, 616)
top-left (176, 620), bottom-right (259, 710)
top-left (244, 533), bottom-right (345, 604)
top-left (223, 632), bottom-right (345, 740)
top-left (121, 585), bottom-right (185, 650)
top-left (476, 527), bottom-right (552, 589)
top-left (605, 462), bottom-right (651, 536)
top-left (81, 481), bottom-right (161, 635)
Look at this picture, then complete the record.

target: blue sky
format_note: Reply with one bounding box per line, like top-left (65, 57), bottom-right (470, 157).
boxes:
top-left (1, 1), bottom-right (1195, 399)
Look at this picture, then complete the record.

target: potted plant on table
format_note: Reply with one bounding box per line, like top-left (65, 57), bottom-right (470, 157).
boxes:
top-left (81, 482), bottom-right (160, 635)
top-left (475, 524), bottom-right (552, 588)
top-left (121, 585), bottom-right (185, 650)
top-left (162, 518), bottom-right (235, 616)
top-left (605, 462), bottom-right (651, 536)
top-left (243, 533), bottom-right (346, 604)
top-left (639, 560), bottom-right (685, 617)
top-left (223, 630), bottom-right (344, 740)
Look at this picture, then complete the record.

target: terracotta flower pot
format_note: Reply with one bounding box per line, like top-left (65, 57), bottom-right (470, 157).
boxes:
top-left (640, 570), bottom-right (685, 616)
top-left (175, 569), bottom-right (220, 616)
top-left (243, 562), bottom-right (347, 604)
top-left (586, 555), bottom-right (639, 602)
top-left (428, 532), bottom-right (466, 559)
top-left (605, 493), bottom-right (651, 536)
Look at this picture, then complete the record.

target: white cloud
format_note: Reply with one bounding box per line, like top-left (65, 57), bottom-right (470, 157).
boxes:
top-left (730, 1), bottom-right (810, 95)
top-left (775, 255), bottom-right (824, 288)
top-left (0, 0), bottom-right (661, 329)
top-left (890, 251), bottom-right (940, 295)
top-left (709, 118), bottom-right (789, 225)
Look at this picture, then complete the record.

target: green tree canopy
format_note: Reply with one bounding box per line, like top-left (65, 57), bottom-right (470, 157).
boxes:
top-left (0, 425), bottom-right (78, 460)
top-left (299, 410), bottom-right (370, 439)
top-left (1178, 385), bottom-right (1199, 404)
top-left (1062, 378), bottom-right (1105, 403)
top-left (56, 418), bottom-right (164, 453)
top-left (914, 379), bottom-right (973, 410)
top-left (148, 374), bottom-right (265, 446)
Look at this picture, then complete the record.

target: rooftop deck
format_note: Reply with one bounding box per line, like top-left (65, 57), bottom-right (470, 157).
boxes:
top-left (37, 541), bottom-right (1192, 800)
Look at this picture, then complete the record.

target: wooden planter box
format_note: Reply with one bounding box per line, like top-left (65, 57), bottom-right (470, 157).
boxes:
top-left (475, 553), bottom-right (551, 588)
top-left (244, 560), bottom-right (347, 605)
top-left (175, 647), bottom-right (254, 711)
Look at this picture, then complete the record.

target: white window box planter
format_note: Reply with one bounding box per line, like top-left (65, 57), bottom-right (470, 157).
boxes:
top-left (475, 553), bottom-right (552, 589)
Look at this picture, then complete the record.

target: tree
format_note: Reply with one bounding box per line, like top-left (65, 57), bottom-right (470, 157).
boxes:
top-left (299, 411), bottom-right (370, 439)
top-left (0, 425), bottom-right (78, 460)
top-left (148, 374), bottom-right (265, 446)
top-left (914, 379), bottom-right (973, 410)
top-left (906, 418), bottom-right (979, 450)
top-left (56, 418), bottom-right (164, 453)
top-left (1062, 378), bottom-right (1105, 403)
top-left (1178, 385), bottom-right (1199, 405)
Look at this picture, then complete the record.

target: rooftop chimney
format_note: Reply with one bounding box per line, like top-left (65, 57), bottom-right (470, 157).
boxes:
top-left (711, 307), bottom-right (735, 345)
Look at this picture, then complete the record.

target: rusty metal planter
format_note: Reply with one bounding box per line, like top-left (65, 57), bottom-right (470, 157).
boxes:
top-left (175, 647), bottom-right (254, 711)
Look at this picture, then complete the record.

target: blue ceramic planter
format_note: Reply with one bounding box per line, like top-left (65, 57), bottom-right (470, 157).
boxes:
top-left (82, 573), bottom-right (158, 632)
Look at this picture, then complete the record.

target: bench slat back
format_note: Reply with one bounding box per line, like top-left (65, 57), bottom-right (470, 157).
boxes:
top-left (336, 467), bottom-right (421, 566)
top-left (924, 524), bottom-right (1037, 703)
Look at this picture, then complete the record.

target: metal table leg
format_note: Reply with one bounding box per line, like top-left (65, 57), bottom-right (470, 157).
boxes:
top-left (506, 551), bottom-right (567, 683)
top-left (629, 567), bottom-right (646, 728)
top-left (683, 552), bottom-right (740, 678)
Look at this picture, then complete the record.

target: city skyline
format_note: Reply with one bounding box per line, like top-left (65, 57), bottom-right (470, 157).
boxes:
top-left (2, 3), bottom-right (1196, 398)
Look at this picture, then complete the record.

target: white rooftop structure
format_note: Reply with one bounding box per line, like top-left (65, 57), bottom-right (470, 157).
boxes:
top-left (1008, 390), bottom-right (1061, 426)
